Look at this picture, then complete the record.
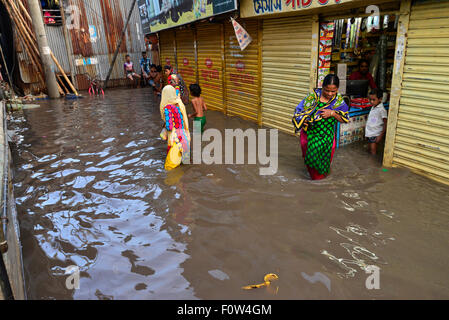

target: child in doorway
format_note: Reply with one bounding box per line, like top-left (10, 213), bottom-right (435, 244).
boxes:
top-left (365, 88), bottom-right (388, 155)
top-left (124, 55), bottom-right (141, 84)
top-left (188, 84), bottom-right (207, 133)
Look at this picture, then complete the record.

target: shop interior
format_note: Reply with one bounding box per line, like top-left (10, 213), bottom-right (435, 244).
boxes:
top-left (319, 13), bottom-right (398, 107)
top-left (317, 11), bottom-right (399, 147)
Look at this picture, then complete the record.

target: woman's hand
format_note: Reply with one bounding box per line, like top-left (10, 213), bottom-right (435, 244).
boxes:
top-left (320, 109), bottom-right (335, 119)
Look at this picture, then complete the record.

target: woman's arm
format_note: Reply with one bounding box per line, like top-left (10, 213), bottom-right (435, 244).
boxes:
top-left (320, 109), bottom-right (348, 123)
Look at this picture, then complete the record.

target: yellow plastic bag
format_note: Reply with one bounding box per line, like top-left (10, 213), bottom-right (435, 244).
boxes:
top-left (165, 143), bottom-right (182, 171)
top-left (242, 273), bottom-right (279, 290)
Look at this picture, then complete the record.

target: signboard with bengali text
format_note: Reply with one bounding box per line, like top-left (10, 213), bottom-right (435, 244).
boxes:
top-left (138, 0), bottom-right (238, 34)
top-left (240, 0), bottom-right (356, 18)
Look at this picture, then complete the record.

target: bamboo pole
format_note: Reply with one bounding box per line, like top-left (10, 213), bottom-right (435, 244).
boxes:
top-left (0, 0), bottom-right (45, 87)
top-left (10, 0), bottom-right (35, 41)
top-left (56, 75), bottom-right (69, 94)
top-left (3, 0), bottom-right (65, 95)
top-left (50, 51), bottom-right (78, 95)
top-left (14, 0), bottom-right (77, 95)
top-left (16, 0), bottom-right (32, 24)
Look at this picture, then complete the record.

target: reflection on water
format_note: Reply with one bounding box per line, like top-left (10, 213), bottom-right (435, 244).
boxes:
top-left (9, 88), bottom-right (449, 299)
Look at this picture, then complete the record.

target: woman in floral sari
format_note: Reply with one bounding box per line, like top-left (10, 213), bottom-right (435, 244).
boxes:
top-left (292, 74), bottom-right (349, 180)
top-left (160, 85), bottom-right (191, 170)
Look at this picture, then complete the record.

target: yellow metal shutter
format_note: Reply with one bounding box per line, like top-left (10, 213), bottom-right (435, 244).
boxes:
top-left (224, 20), bottom-right (260, 122)
top-left (196, 24), bottom-right (224, 112)
top-left (392, 0), bottom-right (449, 185)
top-left (175, 28), bottom-right (197, 89)
top-left (159, 30), bottom-right (176, 68)
top-left (261, 17), bottom-right (313, 134)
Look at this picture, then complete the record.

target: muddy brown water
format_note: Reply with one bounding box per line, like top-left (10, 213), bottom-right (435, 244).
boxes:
top-left (8, 88), bottom-right (449, 299)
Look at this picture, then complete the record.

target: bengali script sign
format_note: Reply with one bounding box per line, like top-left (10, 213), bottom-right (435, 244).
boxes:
top-left (241, 0), bottom-right (354, 18)
top-left (138, 0), bottom-right (238, 34)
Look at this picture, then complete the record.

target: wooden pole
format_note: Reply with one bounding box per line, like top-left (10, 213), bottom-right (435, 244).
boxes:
top-left (383, 0), bottom-right (412, 168)
top-left (27, 0), bottom-right (60, 98)
top-left (6, 0), bottom-right (65, 95)
top-left (9, 0), bottom-right (35, 41)
top-left (50, 51), bottom-right (78, 95)
top-left (16, 0), bottom-right (32, 24)
top-left (56, 75), bottom-right (69, 94)
top-left (1, 0), bottom-right (46, 87)
top-left (13, 0), bottom-right (77, 95)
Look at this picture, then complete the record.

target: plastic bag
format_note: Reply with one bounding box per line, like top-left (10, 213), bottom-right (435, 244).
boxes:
top-left (164, 143), bottom-right (182, 171)
top-left (160, 127), bottom-right (168, 140)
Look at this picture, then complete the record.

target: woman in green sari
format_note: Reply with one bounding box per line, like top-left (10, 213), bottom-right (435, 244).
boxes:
top-left (292, 74), bottom-right (349, 180)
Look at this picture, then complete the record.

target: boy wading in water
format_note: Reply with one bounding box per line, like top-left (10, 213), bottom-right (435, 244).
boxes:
top-left (366, 89), bottom-right (388, 155)
top-left (188, 84), bottom-right (207, 133)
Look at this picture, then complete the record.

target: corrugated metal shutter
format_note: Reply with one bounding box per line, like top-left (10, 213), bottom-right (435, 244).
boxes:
top-left (261, 17), bottom-right (313, 134)
top-left (224, 20), bottom-right (260, 122)
top-left (392, 0), bottom-right (449, 185)
top-left (196, 24), bottom-right (224, 112)
top-left (175, 28), bottom-right (197, 89)
top-left (159, 30), bottom-right (176, 68)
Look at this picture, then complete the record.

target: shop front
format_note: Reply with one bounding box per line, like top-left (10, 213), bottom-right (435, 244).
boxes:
top-left (225, 20), bottom-right (261, 122)
top-left (383, 0), bottom-right (449, 185)
top-left (240, 0), bottom-right (449, 185)
top-left (174, 28), bottom-right (197, 91)
top-left (242, 0), bottom-right (402, 137)
top-left (155, 19), bottom-right (261, 117)
top-left (261, 15), bottom-right (315, 133)
top-left (197, 23), bottom-right (225, 112)
top-left (159, 29), bottom-right (176, 70)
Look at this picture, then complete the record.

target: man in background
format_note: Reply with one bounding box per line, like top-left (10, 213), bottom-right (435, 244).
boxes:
top-left (349, 59), bottom-right (377, 89)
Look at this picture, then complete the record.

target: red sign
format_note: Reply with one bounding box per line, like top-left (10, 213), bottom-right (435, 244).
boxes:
top-left (236, 60), bottom-right (245, 71)
top-left (205, 58), bottom-right (213, 69)
top-left (201, 69), bottom-right (220, 82)
top-left (183, 58), bottom-right (189, 66)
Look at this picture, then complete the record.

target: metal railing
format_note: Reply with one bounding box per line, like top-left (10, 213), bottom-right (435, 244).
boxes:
top-left (42, 9), bottom-right (62, 25)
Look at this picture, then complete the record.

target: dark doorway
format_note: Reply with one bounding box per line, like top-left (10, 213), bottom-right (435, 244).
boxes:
top-left (0, 1), bottom-right (15, 86)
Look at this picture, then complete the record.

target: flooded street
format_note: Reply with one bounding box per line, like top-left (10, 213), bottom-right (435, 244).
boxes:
top-left (8, 88), bottom-right (449, 299)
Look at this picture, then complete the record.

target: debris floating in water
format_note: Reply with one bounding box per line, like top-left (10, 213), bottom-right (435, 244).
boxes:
top-left (242, 273), bottom-right (279, 290)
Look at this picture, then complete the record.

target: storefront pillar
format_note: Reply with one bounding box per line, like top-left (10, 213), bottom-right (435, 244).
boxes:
top-left (309, 14), bottom-right (320, 91)
top-left (383, 0), bottom-right (412, 168)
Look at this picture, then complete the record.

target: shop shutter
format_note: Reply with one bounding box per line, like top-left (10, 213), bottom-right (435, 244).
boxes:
top-left (261, 17), bottom-right (313, 134)
top-left (175, 28), bottom-right (197, 90)
top-left (224, 20), bottom-right (260, 122)
top-left (159, 30), bottom-right (176, 69)
top-left (196, 24), bottom-right (224, 112)
top-left (392, 0), bottom-right (449, 185)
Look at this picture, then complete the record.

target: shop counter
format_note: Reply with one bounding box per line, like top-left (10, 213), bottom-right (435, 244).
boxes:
top-left (336, 103), bottom-right (389, 149)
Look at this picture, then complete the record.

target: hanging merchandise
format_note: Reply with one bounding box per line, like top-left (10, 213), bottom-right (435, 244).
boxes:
top-left (370, 44), bottom-right (380, 84)
top-left (355, 18), bottom-right (362, 49)
top-left (345, 18), bottom-right (351, 49)
top-left (383, 15), bottom-right (390, 29)
top-left (333, 19), bottom-right (344, 50)
top-left (231, 18), bottom-right (253, 51)
top-left (378, 34), bottom-right (388, 91)
top-left (373, 15), bottom-right (380, 31)
top-left (318, 21), bottom-right (335, 88)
